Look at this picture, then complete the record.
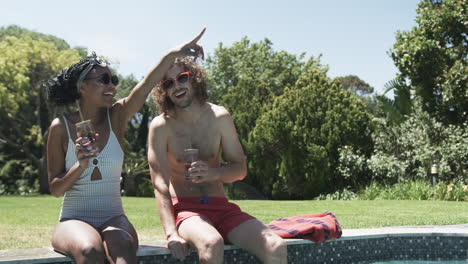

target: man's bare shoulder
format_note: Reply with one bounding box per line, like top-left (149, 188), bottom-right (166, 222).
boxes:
top-left (207, 103), bottom-right (231, 119)
top-left (149, 113), bottom-right (171, 131)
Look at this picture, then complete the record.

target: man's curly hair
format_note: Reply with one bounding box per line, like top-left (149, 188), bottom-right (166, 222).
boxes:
top-left (152, 57), bottom-right (208, 116)
top-left (45, 53), bottom-right (104, 106)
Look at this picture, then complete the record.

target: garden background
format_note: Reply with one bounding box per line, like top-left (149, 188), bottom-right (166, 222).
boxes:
top-left (0, 0), bottom-right (466, 201)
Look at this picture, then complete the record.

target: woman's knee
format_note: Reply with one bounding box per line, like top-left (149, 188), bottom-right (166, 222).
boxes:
top-left (104, 230), bottom-right (138, 257)
top-left (74, 243), bottom-right (105, 263)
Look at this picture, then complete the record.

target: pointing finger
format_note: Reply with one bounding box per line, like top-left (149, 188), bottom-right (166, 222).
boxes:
top-left (189, 27), bottom-right (206, 45)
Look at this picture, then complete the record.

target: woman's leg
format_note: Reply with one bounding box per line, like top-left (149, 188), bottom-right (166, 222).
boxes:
top-left (178, 216), bottom-right (225, 264)
top-left (51, 220), bottom-right (106, 264)
top-left (99, 215), bottom-right (139, 264)
top-left (227, 219), bottom-right (287, 264)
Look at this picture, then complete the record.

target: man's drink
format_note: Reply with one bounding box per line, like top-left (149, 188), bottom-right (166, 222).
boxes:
top-left (184, 148), bottom-right (199, 180)
top-left (76, 120), bottom-right (96, 142)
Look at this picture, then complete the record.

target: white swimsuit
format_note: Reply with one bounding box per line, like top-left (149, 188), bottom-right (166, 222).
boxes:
top-left (59, 109), bottom-right (125, 228)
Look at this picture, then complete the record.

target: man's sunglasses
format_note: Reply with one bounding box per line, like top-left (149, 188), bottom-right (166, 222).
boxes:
top-left (160, 72), bottom-right (191, 91)
top-left (86, 73), bottom-right (119, 86)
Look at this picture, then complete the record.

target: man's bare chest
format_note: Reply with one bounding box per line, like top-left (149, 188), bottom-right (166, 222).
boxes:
top-left (167, 124), bottom-right (221, 163)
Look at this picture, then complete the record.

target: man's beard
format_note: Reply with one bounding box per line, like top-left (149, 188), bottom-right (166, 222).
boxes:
top-left (176, 96), bottom-right (193, 109)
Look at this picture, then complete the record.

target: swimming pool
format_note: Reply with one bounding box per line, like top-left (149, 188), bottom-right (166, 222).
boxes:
top-left (370, 261), bottom-right (466, 264)
top-left (282, 230), bottom-right (467, 264)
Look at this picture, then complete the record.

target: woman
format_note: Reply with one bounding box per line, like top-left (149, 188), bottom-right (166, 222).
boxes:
top-left (45, 28), bottom-right (205, 264)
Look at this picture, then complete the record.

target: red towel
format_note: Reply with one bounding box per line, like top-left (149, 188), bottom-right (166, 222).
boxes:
top-left (267, 212), bottom-right (342, 242)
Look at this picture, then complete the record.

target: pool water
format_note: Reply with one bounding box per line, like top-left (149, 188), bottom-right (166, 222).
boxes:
top-left (371, 261), bottom-right (467, 264)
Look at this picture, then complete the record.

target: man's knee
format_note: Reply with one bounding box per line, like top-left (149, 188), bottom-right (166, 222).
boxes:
top-left (264, 233), bottom-right (287, 260)
top-left (197, 234), bottom-right (224, 262)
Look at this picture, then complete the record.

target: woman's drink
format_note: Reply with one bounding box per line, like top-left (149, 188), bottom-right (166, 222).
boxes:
top-left (76, 120), bottom-right (96, 142)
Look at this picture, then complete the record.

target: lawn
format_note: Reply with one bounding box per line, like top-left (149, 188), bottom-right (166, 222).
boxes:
top-left (0, 195), bottom-right (466, 250)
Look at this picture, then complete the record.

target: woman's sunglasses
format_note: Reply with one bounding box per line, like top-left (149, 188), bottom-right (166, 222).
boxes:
top-left (160, 72), bottom-right (191, 91)
top-left (86, 73), bottom-right (119, 86)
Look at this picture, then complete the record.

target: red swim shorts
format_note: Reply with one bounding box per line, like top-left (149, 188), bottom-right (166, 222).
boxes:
top-left (172, 196), bottom-right (255, 242)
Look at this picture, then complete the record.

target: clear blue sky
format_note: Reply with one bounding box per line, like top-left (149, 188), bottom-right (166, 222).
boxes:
top-left (1, 0), bottom-right (421, 95)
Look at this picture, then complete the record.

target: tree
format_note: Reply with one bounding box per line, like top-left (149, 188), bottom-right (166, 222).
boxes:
top-left (334, 75), bottom-right (382, 117)
top-left (376, 78), bottom-right (413, 125)
top-left (0, 25), bottom-right (70, 51)
top-left (334, 75), bottom-right (374, 96)
top-left (204, 38), bottom-right (308, 196)
top-left (0, 34), bottom-right (81, 194)
top-left (114, 74), bottom-right (155, 196)
top-left (204, 38), bottom-right (306, 149)
top-left (249, 59), bottom-right (372, 199)
top-left (389, 0), bottom-right (467, 125)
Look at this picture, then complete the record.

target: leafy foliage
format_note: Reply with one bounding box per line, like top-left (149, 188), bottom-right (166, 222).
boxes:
top-left (389, 0), bottom-right (467, 124)
top-left (358, 180), bottom-right (467, 201)
top-left (334, 75), bottom-right (374, 96)
top-left (0, 31), bottom-right (82, 194)
top-left (114, 74), bottom-right (157, 196)
top-left (0, 158), bottom-right (38, 195)
top-left (204, 38), bottom-right (306, 148)
top-left (335, 75), bottom-right (383, 118)
top-left (249, 59), bottom-right (372, 199)
top-left (339, 99), bottom-right (467, 186)
top-left (376, 78), bottom-right (413, 125)
top-left (0, 25), bottom-right (70, 51)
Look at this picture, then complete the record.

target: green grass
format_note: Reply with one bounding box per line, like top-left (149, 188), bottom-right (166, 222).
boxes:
top-left (0, 195), bottom-right (466, 250)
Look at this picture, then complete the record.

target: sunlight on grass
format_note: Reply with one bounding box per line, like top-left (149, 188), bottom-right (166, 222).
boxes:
top-left (0, 196), bottom-right (466, 249)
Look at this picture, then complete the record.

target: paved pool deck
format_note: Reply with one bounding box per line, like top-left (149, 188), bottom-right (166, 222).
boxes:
top-left (0, 224), bottom-right (466, 263)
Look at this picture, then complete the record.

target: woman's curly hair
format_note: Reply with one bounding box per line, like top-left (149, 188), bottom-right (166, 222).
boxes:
top-left (152, 57), bottom-right (208, 116)
top-left (46, 53), bottom-right (105, 106)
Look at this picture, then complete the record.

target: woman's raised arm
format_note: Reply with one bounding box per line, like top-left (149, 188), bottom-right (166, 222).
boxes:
top-left (115, 27), bottom-right (205, 121)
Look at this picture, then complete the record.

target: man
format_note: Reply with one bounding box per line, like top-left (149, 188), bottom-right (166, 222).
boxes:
top-left (148, 57), bottom-right (287, 264)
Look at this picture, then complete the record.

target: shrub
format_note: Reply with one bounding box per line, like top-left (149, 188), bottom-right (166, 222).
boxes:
top-left (339, 100), bottom-right (467, 185)
top-left (358, 180), bottom-right (467, 201)
top-left (0, 159), bottom-right (39, 195)
top-left (314, 188), bottom-right (358, 200)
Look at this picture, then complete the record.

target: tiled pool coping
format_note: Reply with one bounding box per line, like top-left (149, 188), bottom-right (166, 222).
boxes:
top-left (1, 224), bottom-right (466, 263)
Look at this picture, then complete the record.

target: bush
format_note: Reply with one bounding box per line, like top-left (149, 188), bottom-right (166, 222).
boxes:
top-left (0, 159), bottom-right (39, 195)
top-left (136, 177), bottom-right (154, 197)
top-left (249, 59), bottom-right (372, 199)
top-left (339, 100), bottom-right (467, 185)
top-left (358, 180), bottom-right (467, 201)
top-left (314, 188), bottom-right (358, 200)
top-left (338, 145), bottom-right (373, 187)
top-left (433, 182), bottom-right (468, 201)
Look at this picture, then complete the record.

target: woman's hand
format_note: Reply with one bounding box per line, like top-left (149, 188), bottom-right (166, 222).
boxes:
top-left (171, 27), bottom-right (206, 60)
top-left (74, 135), bottom-right (98, 169)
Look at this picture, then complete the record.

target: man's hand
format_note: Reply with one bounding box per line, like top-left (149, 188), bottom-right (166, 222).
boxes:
top-left (188, 160), bottom-right (220, 183)
top-left (167, 233), bottom-right (191, 261)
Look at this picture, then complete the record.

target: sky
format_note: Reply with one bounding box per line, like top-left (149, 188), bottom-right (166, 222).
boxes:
top-left (1, 0), bottom-right (421, 95)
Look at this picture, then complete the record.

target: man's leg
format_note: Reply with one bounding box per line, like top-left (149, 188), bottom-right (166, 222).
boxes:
top-left (51, 220), bottom-right (106, 264)
top-left (227, 219), bottom-right (287, 264)
top-left (178, 216), bottom-right (224, 264)
top-left (100, 215), bottom-right (139, 264)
